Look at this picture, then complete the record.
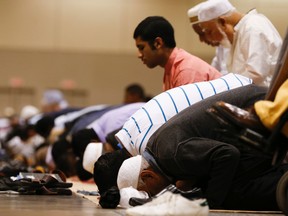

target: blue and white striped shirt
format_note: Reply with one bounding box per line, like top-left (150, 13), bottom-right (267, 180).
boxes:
top-left (115, 73), bottom-right (252, 156)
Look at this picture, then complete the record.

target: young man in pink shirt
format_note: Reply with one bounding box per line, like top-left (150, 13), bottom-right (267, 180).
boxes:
top-left (133, 16), bottom-right (222, 91)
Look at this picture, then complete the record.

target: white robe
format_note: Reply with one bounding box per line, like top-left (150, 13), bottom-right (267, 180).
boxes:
top-left (227, 9), bottom-right (282, 87)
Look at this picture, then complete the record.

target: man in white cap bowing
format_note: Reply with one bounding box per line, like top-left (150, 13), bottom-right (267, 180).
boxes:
top-left (187, 0), bottom-right (282, 87)
top-left (94, 73), bottom-right (253, 208)
top-left (116, 84), bottom-right (288, 211)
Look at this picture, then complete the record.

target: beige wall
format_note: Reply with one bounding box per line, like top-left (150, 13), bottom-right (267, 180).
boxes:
top-left (0, 0), bottom-right (287, 114)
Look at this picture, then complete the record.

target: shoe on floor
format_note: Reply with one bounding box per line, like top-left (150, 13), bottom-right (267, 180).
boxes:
top-left (126, 191), bottom-right (209, 216)
top-left (129, 184), bottom-right (202, 206)
top-left (276, 171), bottom-right (288, 215)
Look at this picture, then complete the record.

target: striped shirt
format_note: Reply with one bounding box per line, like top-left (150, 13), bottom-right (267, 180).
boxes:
top-left (115, 73), bottom-right (252, 156)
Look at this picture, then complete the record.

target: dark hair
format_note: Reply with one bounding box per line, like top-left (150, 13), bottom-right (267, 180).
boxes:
top-left (126, 84), bottom-right (145, 98)
top-left (133, 16), bottom-right (176, 48)
top-left (105, 128), bottom-right (122, 150)
top-left (94, 149), bottom-right (130, 194)
top-left (76, 159), bottom-right (93, 181)
top-left (71, 128), bottom-right (99, 158)
top-left (35, 115), bottom-right (55, 138)
top-left (51, 138), bottom-right (77, 177)
top-left (124, 83), bottom-right (146, 103)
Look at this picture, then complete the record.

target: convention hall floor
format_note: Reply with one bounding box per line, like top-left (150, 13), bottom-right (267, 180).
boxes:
top-left (0, 180), bottom-right (285, 216)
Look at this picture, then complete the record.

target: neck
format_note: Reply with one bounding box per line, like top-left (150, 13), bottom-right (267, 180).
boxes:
top-left (159, 47), bottom-right (174, 68)
top-left (221, 11), bottom-right (244, 44)
top-left (228, 11), bottom-right (244, 28)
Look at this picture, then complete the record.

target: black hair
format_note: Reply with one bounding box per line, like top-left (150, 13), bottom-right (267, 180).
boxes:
top-left (52, 134), bottom-right (94, 180)
top-left (126, 84), bottom-right (145, 99)
top-left (70, 128), bottom-right (99, 158)
top-left (124, 83), bottom-right (148, 103)
top-left (4, 124), bottom-right (35, 143)
top-left (51, 138), bottom-right (77, 177)
top-left (34, 115), bottom-right (55, 138)
top-left (105, 128), bottom-right (122, 150)
top-left (94, 149), bottom-right (130, 194)
top-left (75, 159), bottom-right (93, 181)
top-left (133, 16), bottom-right (176, 48)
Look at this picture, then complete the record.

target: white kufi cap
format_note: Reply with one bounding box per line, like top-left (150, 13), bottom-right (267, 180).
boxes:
top-left (188, 0), bottom-right (235, 24)
top-left (20, 105), bottom-right (40, 120)
top-left (187, 2), bottom-right (206, 24)
top-left (82, 142), bottom-right (103, 174)
top-left (117, 155), bottom-right (142, 189)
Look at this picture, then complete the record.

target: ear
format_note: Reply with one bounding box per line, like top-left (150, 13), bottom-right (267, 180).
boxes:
top-left (218, 17), bottom-right (226, 28)
top-left (153, 37), bottom-right (163, 49)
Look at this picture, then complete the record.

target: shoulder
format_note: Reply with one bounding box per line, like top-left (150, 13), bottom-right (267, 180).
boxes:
top-left (174, 48), bottom-right (208, 65)
top-left (240, 9), bottom-right (277, 33)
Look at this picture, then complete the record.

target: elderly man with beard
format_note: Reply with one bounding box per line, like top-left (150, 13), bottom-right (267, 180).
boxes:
top-left (187, 0), bottom-right (282, 87)
top-left (191, 17), bottom-right (229, 75)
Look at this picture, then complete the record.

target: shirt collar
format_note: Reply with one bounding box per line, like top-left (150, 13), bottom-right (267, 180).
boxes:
top-left (164, 47), bottom-right (178, 73)
top-left (234, 8), bottom-right (257, 32)
top-left (143, 150), bottom-right (175, 183)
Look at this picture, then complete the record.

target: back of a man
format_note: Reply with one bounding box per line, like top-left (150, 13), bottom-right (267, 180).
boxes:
top-left (115, 73), bottom-right (252, 156)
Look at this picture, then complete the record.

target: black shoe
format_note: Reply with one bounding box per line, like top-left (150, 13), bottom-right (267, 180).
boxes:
top-left (129, 184), bottom-right (203, 206)
top-left (99, 186), bottom-right (120, 209)
top-left (276, 171), bottom-right (288, 215)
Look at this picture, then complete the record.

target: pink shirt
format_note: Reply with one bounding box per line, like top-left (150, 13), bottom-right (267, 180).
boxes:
top-left (163, 48), bottom-right (222, 91)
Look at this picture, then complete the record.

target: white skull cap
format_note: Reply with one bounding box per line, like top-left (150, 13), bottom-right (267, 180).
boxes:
top-left (188, 0), bottom-right (235, 24)
top-left (20, 105), bottom-right (39, 120)
top-left (187, 1), bottom-right (206, 24)
top-left (117, 155), bottom-right (142, 189)
top-left (82, 142), bottom-right (103, 174)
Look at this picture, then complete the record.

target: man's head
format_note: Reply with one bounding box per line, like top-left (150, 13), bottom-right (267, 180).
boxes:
top-left (192, 23), bottom-right (220, 47)
top-left (51, 138), bottom-right (78, 178)
top-left (94, 149), bottom-right (130, 194)
top-left (117, 152), bottom-right (172, 196)
top-left (41, 89), bottom-right (68, 113)
top-left (20, 105), bottom-right (39, 122)
top-left (187, 0), bottom-right (238, 48)
top-left (71, 128), bottom-right (99, 158)
top-left (82, 142), bottom-right (103, 174)
top-left (133, 16), bottom-right (176, 68)
top-left (123, 83), bottom-right (146, 104)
